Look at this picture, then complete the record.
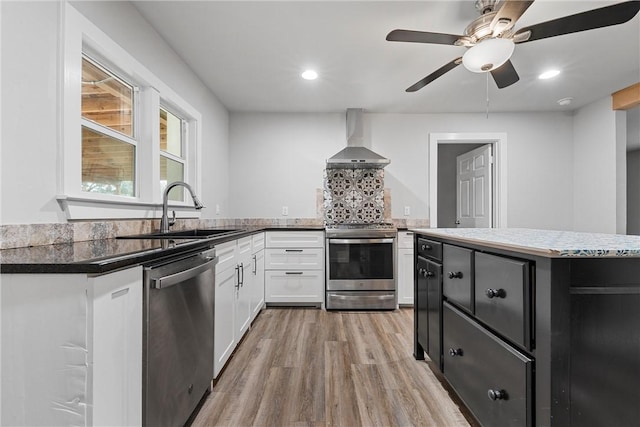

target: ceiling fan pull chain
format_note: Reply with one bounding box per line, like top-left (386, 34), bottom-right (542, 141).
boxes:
top-left (486, 72), bottom-right (490, 119)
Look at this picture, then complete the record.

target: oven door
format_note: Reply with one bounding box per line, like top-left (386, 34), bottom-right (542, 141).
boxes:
top-left (326, 238), bottom-right (396, 291)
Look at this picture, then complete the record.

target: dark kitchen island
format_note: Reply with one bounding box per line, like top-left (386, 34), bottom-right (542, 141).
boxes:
top-left (410, 228), bottom-right (640, 427)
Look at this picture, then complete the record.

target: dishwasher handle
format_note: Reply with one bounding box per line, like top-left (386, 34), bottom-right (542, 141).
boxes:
top-left (151, 256), bottom-right (217, 289)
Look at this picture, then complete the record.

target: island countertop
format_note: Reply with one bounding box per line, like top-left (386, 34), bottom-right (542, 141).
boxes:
top-left (409, 228), bottom-right (640, 258)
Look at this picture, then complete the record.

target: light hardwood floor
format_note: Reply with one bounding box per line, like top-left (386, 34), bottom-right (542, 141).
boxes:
top-left (192, 307), bottom-right (470, 427)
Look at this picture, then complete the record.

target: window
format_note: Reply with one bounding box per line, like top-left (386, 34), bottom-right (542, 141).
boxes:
top-left (81, 56), bottom-right (137, 197)
top-left (61, 3), bottom-right (202, 219)
top-left (160, 107), bottom-right (185, 202)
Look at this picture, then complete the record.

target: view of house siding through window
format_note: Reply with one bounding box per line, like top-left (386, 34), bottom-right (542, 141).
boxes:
top-left (80, 56), bottom-right (136, 196)
top-left (160, 108), bottom-right (185, 201)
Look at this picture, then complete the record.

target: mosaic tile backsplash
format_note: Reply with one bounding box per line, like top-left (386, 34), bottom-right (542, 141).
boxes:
top-left (323, 168), bottom-right (385, 224)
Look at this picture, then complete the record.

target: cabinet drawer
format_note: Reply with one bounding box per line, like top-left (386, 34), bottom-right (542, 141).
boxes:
top-left (475, 252), bottom-right (531, 349)
top-left (215, 240), bottom-right (237, 273)
top-left (266, 231), bottom-right (325, 248)
top-left (265, 248), bottom-right (324, 270)
top-left (417, 237), bottom-right (442, 261)
top-left (251, 232), bottom-right (265, 253)
top-left (443, 244), bottom-right (474, 313)
top-left (265, 271), bottom-right (323, 303)
top-left (443, 302), bottom-right (532, 427)
top-left (397, 231), bottom-right (414, 249)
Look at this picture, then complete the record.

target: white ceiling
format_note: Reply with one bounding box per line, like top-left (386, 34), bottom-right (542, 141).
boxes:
top-left (132, 1), bottom-right (640, 114)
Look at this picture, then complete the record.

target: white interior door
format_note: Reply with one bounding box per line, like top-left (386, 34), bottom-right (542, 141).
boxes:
top-left (456, 144), bottom-right (493, 228)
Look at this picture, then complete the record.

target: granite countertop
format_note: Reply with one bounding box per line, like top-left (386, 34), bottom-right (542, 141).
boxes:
top-left (410, 228), bottom-right (640, 258)
top-left (0, 226), bottom-right (324, 274)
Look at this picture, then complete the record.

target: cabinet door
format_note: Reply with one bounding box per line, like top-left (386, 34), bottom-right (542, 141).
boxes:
top-left (91, 267), bottom-right (143, 427)
top-left (265, 270), bottom-right (324, 303)
top-left (235, 261), bottom-right (252, 340)
top-left (214, 265), bottom-right (236, 378)
top-left (250, 250), bottom-right (265, 320)
top-left (443, 244), bottom-right (474, 313)
top-left (397, 247), bottom-right (414, 305)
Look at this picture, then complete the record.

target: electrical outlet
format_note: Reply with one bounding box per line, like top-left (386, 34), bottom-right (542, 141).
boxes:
top-left (282, 206), bottom-right (289, 216)
top-left (215, 204), bottom-right (220, 215)
top-left (404, 206), bottom-right (411, 216)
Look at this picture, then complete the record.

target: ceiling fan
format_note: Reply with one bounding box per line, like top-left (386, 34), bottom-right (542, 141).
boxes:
top-left (386, 0), bottom-right (640, 92)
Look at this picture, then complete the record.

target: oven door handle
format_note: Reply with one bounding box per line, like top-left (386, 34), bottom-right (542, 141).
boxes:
top-left (151, 257), bottom-right (217, 290)
top-left (329, 238), bottom-right (395, 244)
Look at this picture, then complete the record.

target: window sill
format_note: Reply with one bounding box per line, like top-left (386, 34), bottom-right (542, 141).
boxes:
top-left (56, 195), bottom-right (203, 221)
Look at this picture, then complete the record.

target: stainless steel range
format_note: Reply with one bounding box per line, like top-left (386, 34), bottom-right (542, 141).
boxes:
top-left (325, 223), bottom-right (397, 310)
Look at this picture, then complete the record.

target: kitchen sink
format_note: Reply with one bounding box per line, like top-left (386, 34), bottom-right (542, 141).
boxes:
top-left (117, 229), bottom-right (242, 239)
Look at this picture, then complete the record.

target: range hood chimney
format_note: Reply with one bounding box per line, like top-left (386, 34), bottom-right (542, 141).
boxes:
top-left (326, 108), bottom-right (390, 169)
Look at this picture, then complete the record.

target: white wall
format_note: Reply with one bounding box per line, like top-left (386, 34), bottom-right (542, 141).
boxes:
top-left (0, 1), bottom-right (230, 224)
top-left (229, 113), bottom-right (344, 218)
top-left (572, 97), bottom-right (623, 233)
top-left (229, 111), bottom-right (576, 230)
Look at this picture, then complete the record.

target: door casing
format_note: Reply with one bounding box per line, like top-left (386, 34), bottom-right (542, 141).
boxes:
top-left (429, 132), bottom-right (507, 228)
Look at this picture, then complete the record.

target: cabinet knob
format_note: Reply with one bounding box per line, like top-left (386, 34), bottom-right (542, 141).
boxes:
top-left (421, 244), bottom-right (432, 251)
top-left (485, 288), bottom-right (506, 299)
top-left (487, 389), bottom-right (507, 401)
top-left (448, 348), bottom-right (463, 357)
top-left (420, 269), bottom-right (434, 278)
top-left (448, 271), bottom-right (463, 279)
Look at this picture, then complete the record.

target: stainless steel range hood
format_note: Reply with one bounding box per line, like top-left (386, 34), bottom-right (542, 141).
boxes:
top-left (326, 109), bottom-right (390, 169)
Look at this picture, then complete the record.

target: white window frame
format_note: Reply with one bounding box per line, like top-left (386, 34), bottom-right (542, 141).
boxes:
top-left (58, 3), bottom-right (202, 220)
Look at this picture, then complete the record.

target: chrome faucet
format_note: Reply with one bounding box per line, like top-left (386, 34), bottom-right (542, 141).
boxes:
top-left (160, 181), bottom-right (204, 233)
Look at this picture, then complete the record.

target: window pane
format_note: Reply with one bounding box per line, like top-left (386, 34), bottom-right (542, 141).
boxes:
top-left (82, 127), bottom-right (135, 196)
top-left (160, 108), bottom-right (183, 157)
top-left (82, 57), bottom-right (133, 137)
top-left (160, 156), bottom-right (185, 202)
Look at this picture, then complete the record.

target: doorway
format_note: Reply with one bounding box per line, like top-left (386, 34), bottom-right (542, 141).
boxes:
top-left (428, 133), bottom-right (507, 228)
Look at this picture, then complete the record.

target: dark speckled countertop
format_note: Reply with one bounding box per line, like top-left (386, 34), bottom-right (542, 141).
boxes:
top-left (0, 226), bottom-right (325, 274)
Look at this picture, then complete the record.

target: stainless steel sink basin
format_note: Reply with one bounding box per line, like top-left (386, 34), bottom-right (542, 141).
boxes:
top-left (117, 229), bottom-right (241, 239)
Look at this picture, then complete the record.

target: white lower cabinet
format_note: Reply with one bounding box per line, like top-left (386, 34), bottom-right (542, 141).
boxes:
top-left (250, 232), bottom-right (266, 320)
top-left (214, 234), bottom-right (263, 379)
top-left (264, 231), bottom-right (324, 305)
top-left (397, 231), bottom-right (415, 306)
top-left (1, 267), bottom-right (143, 427)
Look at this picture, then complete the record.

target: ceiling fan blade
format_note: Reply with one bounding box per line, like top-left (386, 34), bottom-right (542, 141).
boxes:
top-left (491, 60), bottom-right (520, 89)
top-left (490, 0), bottom-right (534, 35)
top-left (406, 58), bottom-right (462, 92)
top-left (386, 29), bottom-right (462, 46)
top-left (514, 1), bottom-right (640, 44)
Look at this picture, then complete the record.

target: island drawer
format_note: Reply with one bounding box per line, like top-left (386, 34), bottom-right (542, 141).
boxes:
top-left (417, 237), bottom-right (442, 261)
top-left (443, 302), bottom-right (533, 427)
top-left (475, 252), bottom-right (532, 350)
top-left (443, 244), bottom-right (474, 313)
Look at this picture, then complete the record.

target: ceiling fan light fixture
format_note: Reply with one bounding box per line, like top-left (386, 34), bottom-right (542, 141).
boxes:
top-left (462, 38), bottom-right (515, 73)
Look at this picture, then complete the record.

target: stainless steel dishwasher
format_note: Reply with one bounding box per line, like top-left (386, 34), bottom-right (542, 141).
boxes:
top-left (143, 247), bottom-right (217, 427)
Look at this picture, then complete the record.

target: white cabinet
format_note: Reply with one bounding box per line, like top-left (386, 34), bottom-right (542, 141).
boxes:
top-left (397, 231), bottom-right (415, 306)
top-left (213, 235), bottom-right (258, 379)
top-left (1, 267), bottom-right (143, 427)
top-left (250, 232), bottom-right (265, 320)
top-left (264, 231), bottom-right (324, 305)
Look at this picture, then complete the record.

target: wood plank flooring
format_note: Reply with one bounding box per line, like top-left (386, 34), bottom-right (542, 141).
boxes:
top-left (192, 307), bottom-right (470, 427)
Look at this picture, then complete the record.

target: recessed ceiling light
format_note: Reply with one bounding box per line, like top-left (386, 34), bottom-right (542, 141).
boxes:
top-left (539, 69), bottom-right (560, 80)
top-left (301, 70), bottom-right (318, 80)
top-left (557, 97), bottom-right (573, 106)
